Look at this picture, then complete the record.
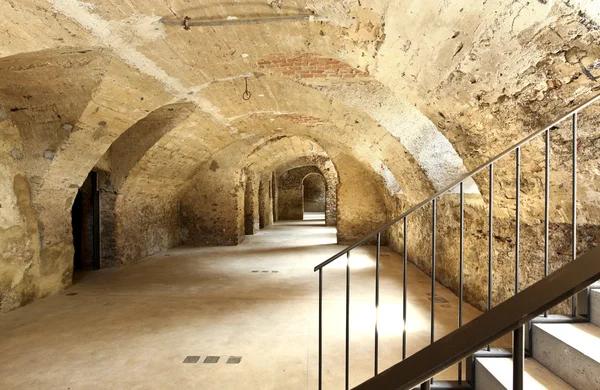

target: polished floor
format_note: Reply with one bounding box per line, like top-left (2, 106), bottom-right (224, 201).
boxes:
top-left (0, 213), bottom-right (491, 389)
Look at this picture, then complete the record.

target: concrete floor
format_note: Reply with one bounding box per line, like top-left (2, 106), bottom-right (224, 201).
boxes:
top-left (0, 214), bottom-right (495, 389)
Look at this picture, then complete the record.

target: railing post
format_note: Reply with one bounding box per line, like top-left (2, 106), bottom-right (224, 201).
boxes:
top-left (375, 233), bottom-right (380, 376)
top-left (403, 217), bottom-right (408, 361)
top-left (430, 199), bottom-right (437, 385)
top-left (458, 182), bottom-right (464, 382)
top-left (513, 324), bottom-right (525, 390)
top-left (346, 251), bottom-right (350, 390)
top-left (515, 148), bottom-right (521, 297)
top-left (544, 129), bottom-right (550, 317)
top-left (572, 112), bottom-right (578, 317)
top-left (318, 268), bottom-right (323, 390)
top-left (513, 148), bottom-right (524, 390)
top-left (488, 163), bottom-right (494, 351)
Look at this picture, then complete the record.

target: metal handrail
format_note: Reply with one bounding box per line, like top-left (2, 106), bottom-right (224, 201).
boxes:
top-left (352, 245), bottom-right (600, 390)
top-left (314, 92), bottom-right (600, 272)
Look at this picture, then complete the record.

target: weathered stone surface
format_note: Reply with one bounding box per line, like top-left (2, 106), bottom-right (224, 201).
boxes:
top-left (278, 166), bottom-right (322, 220)
top-left (1, 0), bottom-right (600, 315)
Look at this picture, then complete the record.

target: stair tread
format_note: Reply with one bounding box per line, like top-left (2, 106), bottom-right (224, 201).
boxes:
top-left (534, 322), bottom-right (600, 363)
top-left (592, 289), bottom-right (600, 327)
top-left (476, 357), bottom-right (574, 389)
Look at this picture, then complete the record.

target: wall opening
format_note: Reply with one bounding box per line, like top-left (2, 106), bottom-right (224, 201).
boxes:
top-left (271, 172), bottom-right (277, 222)
top-left (244, 179), bottom-right (253, 235)
top-left (302, 173), bottom-right (326, 221)
top-left (71, 171), bottom-right (100, 281)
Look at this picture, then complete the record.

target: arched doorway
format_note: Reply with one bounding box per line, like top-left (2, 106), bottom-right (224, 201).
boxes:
top-left (302, 173), bottom-right (326, 221)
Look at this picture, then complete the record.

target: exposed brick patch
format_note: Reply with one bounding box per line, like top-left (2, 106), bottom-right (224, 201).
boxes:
top-left (249, 113), bottom-right (325, 126)
top-left (257, 53), bottom-right (369, 80)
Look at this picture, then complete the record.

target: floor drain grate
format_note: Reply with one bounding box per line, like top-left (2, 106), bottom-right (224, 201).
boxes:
top-left (65, 292), bottom-right (78, 296)
top-left (204, 356), bottom-right (220, 364)
top-left (251, 270), bottom-right (259, 273)
top-left (381, 253), bottom-right (391, 257)
top-left (183, 356), bottom-right (200, 364)
top-left (252, 270), bottom-right (279, 273)
top-left (227, 356), bottom-right (242, 364)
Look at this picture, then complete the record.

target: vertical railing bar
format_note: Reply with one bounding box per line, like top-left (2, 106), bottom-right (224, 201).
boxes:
top-left (514, 147), bottom-right (524, 389)
top-left (431, 198), bottom-right (437, 385)
top-left (516, 147), bottom-right (521, 296)
top-left (346, 251), bottom-right (350, 390)
top-left (375, 233), bottom-right (380, 376)
top-left (318, 268), bottom-right (323, 390)
top-left (513, 324), bottom-right (525, 390)
top-left (572, 112), bottom-right (578, 317)
top-left (544, 129), bottom-right (550, 317)
top-left (402, 217), bottom-right (408, 361)
top-left (458, 182), bottom-right (464, 382)
top-left (487, 163), bottom-right (494, 352)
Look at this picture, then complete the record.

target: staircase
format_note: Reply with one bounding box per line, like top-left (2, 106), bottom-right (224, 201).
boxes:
top-left (314, 93), bottom-right (600, 390)
top-left (475, 287), bottom-right (600, 389)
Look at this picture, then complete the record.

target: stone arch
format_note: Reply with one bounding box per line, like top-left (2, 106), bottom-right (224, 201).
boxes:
top-left (303, 172), bottom-right (326, 213)
top-left (256, 52), bottom-right (479, 194)
top-left (180, 133), bottom-right (387, 245)
top-left (98, 102), bottom-right (195, 268)
top-left (277, 166), bottom-right (336, 225)
top-left (0, 47), bottom-right (173, 306)
top-left (278, 166), bottom-right (322, 221)
top-left (273, 157), bottom-right (339, 227)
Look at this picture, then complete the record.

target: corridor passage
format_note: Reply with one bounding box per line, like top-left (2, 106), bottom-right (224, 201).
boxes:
top-left (0, 217), bottom-right (485, 389)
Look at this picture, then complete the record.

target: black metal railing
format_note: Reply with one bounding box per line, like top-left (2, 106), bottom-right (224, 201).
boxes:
top-left (314, 93), bottom-right (600, 390)
top-left (353, 245), bottom-right (600, 390)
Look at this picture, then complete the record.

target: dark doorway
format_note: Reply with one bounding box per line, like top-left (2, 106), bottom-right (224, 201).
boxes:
top-left (71, 171), bottom-right (100, 280)
top-left (71, 190), bottom-right (84, 271)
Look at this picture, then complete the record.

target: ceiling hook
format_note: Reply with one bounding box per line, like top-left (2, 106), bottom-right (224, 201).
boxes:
top-left (242, 77), bottom-right (252, 101)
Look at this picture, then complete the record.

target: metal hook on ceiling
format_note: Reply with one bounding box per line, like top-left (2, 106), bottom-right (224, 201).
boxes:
top-left (242, 77), bottom-right (252, 101)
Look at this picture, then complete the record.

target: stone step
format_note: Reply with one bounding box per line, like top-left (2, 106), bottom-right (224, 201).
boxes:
top-left (532, 323), bottom-right (600, 389)
top-left (591, 289), bottom-right (600, 328)
top-left (475, 357), bottom-right (573, 389)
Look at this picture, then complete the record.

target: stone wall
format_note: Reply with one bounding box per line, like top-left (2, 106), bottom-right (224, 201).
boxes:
top-left (244, 173), bottom-right (260, 235)
top-left (115, 193), bottom-right (182, 267)
top-left (2, 0), bottom-right (600, 315)
top-left (278, 167), bottom-right (320, 220)
top-left (258, 176), bottom-right (274, 229)
top-left (180, 166), bottom-right (245, 246)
